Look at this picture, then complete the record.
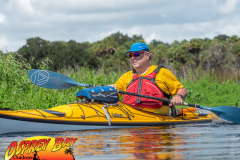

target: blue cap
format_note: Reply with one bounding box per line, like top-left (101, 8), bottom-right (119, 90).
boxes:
top-left (125, 42), bottom-right (150, 54)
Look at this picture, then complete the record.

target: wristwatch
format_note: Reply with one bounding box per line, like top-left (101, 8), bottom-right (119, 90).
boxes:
top-left (177, 94), bottom-right (184, 100)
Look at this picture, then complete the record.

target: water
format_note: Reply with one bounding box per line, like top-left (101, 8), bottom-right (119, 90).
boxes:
top-left (1, 122), bottom-right (240, 160)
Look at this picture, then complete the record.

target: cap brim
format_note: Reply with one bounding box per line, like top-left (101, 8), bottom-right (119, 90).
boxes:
top-left (124, 48), bottom-right (145, 54)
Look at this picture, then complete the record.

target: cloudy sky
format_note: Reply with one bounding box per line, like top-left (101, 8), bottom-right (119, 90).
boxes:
top-left (0, 0), bottom-right (240, 52)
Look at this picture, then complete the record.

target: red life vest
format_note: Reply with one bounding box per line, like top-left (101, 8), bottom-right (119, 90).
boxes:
top-left (123, 65), bottom-right (170, 108)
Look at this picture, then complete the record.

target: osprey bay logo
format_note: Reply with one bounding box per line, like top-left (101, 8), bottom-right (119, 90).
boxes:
top-left (5, 136), bottom-right (77, 160)
top-left (30, 70), bottom-right (50, 86)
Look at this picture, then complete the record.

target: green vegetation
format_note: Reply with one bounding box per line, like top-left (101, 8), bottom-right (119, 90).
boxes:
top-left (183, 80), bottom-right (240, 107)
top-left (0, 53), bottom-right (121, 110)
top-left (0, 52), bottom-right (239, 110)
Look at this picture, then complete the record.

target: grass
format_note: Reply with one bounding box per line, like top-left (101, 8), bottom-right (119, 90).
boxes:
top-left (0, 53), bottom-right (239, 110)
top-left (0, 53), bottom-right (121, 110)
top-left (183, 80), bottom-right (240, 107)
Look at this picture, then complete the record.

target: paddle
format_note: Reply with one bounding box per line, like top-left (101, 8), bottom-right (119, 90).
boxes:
top-left (28, 69), bottom-right (240, 123)
top-left (28, 69), bottom-right (90, 89)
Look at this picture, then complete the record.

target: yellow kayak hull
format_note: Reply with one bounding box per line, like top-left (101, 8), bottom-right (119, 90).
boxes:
top-left (0, 102), bottom-right (213, 134)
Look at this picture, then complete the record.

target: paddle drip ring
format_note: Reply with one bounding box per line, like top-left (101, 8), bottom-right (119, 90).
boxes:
top-left (195, 103), bottom-right (201, 114)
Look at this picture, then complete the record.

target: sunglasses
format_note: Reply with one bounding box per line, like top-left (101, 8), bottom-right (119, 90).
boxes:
top-left (129, 51), bottom-right (146, 58)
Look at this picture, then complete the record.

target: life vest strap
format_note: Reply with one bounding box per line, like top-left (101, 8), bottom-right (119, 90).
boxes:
top-left (153, 65), bottom-right (165, 74)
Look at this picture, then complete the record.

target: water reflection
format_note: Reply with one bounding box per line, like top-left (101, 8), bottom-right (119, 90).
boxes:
top-left (54, 126), bottom-right (198, 160)
top-left (1, 124), bottom-right (240, 160)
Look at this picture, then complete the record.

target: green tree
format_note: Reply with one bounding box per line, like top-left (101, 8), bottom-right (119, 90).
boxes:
top-left (18, 37), bottom-right (51, 69)
top-left (110, 32), bottom-right (132, 46)
top-left (228, 35), bottom-right (239, 44)
top-left (110, 41), bottom-right (133, 71)
top-left (151, 44), bottom-right (169, 65)
top-left (231, 42), bottom-right (240, 56)
top-left (94, 37), bottom-right (118, 70)
top-left (150, 39), bottom-right (165, 47)
top-left (214, 34), bottom-right (229, 41)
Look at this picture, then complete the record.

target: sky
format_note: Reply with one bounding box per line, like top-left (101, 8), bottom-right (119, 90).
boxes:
top-left (0, 0), bottom-right (240, 52)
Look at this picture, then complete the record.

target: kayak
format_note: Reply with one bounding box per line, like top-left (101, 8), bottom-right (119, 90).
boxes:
top-left (0, 102), bottom-right (213, 134)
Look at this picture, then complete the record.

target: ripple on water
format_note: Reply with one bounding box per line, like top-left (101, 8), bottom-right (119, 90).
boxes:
top-left (1, 123), bottom-right (240, 159)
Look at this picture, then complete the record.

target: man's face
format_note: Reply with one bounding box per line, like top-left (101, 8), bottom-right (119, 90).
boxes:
top-left (129, 51), bottom-right (150, 68)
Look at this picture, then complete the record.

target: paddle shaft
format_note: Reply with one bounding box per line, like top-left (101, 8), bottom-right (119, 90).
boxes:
top-left (118, 90), bottom-right (200, 108)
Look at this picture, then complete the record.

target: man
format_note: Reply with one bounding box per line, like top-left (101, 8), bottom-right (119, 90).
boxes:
top-left (109, 42), bottom-right (187, 115)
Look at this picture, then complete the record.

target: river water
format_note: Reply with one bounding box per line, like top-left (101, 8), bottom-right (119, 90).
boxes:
top-left (1, 121), bottom-right (240, 160)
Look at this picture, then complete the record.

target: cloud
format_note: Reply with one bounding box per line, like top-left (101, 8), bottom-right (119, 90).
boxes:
top-left (218, 0), bottom-right (238, 14)
top-left (1, 0), bottom-right (240, 52)
top-left (0, 13), bottom-right (6, 24)
top-left (114, 14), bottom-right (240, 44)
top-left (0, 37), bottom-right (8, 51)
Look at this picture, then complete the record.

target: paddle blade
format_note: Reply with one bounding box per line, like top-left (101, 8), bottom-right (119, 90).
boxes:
top-left (212, 106), bottom-right (240, 123)
top-left (201, 106), bottom-right (240, 123)
top-left (28, 69), bottom-right (90, 89)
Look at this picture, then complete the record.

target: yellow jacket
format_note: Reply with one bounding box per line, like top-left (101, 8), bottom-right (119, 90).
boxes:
top-left (115, 65), bottom-right (184, 115)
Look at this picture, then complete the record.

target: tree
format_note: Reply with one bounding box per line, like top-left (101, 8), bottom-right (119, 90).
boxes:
top-left (150, 39), bottom-right (165, 47)
top-left (65, 148), bottom-right (75, 160)
top-left (232, 43), bottom-right (240, 56)
top-left (214, 34), bottom-right (229, 41)
top-left (18, 37), bottom-right (95, 71)
top-left (228, 35), bottom-right (239, 44)
top-left (94, 37), bottom-right (118, 69)
top-left (110, 41), bottom-right (133, 71)
top-left (167, 44), bottom-right (186, 64)
top-left (110, 32), bottom-right (132, 45)
top-left (151, 44), bottom-right (169, 65)
top-left (132, 34), bottom-right (144, 43)
top-left (17, 37), bottom-right (51, 69)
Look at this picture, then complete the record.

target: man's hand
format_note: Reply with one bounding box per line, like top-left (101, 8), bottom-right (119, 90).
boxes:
top-left (108, 84), bottom-right (117, 90)
top-left (169, 94), bottom-right (183, 106)
top-left (169, 88), bottom-right (187, 106)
